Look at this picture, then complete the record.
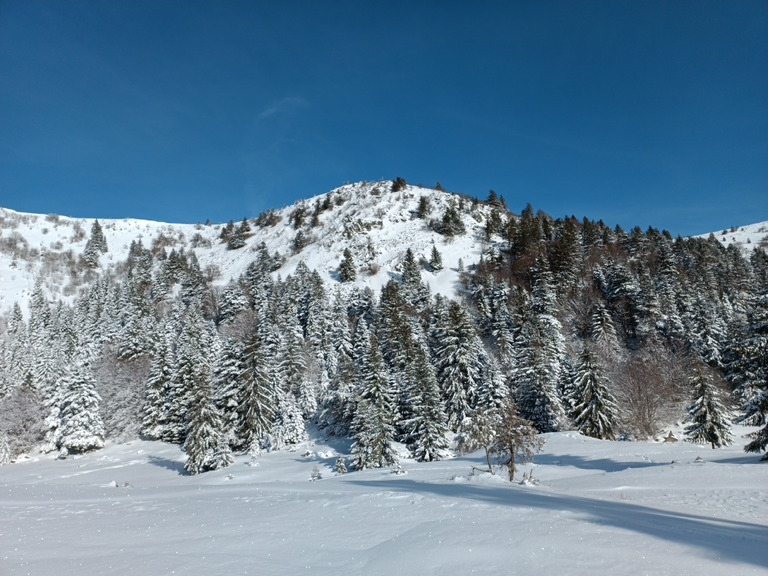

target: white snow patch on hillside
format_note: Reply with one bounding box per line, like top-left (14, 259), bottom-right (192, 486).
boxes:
top-left (0, 427), bottom-right (765, 575)
top-left (0, 182), bottom-right (496, 314)
top-left (696, 220), bottom-right (768, 254)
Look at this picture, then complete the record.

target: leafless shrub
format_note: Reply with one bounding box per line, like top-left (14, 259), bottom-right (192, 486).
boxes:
top-left (94, 347), bottom-right (150, 442)
top-left (191, 233), bottom-right (212, 249)
top-left (610, 343), bottom-right (689, 439)
top-left (151, 233), bottom-right (176, 255)
top-left (70, 222), bottom-right (86, 243)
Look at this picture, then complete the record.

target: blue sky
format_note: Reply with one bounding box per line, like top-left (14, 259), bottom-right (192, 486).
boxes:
top-left (1, 1), bottom-right (766, 236)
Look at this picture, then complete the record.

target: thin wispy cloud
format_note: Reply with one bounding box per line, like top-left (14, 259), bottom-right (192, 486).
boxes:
top-left (257, 96), bottom-right (308, 121)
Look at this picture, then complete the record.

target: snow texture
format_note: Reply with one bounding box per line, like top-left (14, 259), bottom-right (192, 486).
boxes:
top-left (0, 427), bottom-right (765, 575)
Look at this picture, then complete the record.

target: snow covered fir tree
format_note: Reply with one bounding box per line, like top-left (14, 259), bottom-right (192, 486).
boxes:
top-left (0, 179), bottom-right (767, 471)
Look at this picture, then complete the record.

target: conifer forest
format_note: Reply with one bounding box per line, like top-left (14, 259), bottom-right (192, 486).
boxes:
top-left (1, 180), bottom-right (766, 471)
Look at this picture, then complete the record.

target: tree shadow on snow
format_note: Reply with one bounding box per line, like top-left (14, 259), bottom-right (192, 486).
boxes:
top-left (147, 455), bottom-right (186, 475)
top-left (348, 477), bottom-right (768, 568)
top-left (533, 453), bottom-right (667, 473)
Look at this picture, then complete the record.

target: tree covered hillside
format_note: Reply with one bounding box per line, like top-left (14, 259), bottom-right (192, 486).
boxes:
top-left (1, 180), bottom-right (766, 472)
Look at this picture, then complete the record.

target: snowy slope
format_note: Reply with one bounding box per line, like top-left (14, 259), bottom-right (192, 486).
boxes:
top-left (3, 180), bottom-right (766, 316)
top-left (696, 220), bottom-right (768, 253)
top-left (0, 181), bottom-right (497, 315)
top-left (1, 426), bottom-right (765, 575)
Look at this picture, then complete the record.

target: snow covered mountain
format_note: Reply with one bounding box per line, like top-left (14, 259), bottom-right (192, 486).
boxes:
top-left (2, 179), bottom-right (766, 316)
top-left (0, 180), bottom-right (500, 314)
top-left (1, 179), bottom-right (766, 575)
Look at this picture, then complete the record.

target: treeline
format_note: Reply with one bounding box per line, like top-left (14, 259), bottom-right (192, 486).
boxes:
top-left (0, 196), bottom-right (766, 471)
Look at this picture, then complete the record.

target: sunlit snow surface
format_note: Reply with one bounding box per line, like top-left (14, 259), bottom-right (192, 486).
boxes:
top-left (1, 427), bottom-right (766, 575)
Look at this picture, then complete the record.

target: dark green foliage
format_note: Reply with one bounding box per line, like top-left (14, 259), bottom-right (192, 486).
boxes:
top-left (339, 248), bottom-right (356, 282)
top-left (351, 336), bottom-right (397, 470)
top-left (293, 230), bottom-right (309, 253)
top-left (417, 195), bottom-right (431, 218)
top-left (82, 220), bottom-right (108, 268)
top-left (569, 346), bottom-right (620, 440)
top-left (685, 367), bottom-right (732, 449)
top-left (435, 203), bottom-right (466, 237)
top-left (392, 176), bottom-right (407, 192)
top-left (429, 245), bottom-right (443, 272)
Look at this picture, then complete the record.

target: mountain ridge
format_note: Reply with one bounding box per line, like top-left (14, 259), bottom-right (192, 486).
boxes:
top-left (2, 179), bottom-right (766, 315)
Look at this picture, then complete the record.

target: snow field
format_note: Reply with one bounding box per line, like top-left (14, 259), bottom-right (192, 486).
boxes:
top-left (1, 427), bottom-right (766, 576)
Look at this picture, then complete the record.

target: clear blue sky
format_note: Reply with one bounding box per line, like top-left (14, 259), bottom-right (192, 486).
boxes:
top-left (1, 1), bottom-right (766, 236)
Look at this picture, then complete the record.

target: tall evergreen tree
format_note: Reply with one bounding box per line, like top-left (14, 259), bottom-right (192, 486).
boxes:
top-left (142, 330), bottom-right (174, 440)
top-left (236, 332), bottom-right (277, 451)
top-left (429, 245), bottom-right (443, 272)
top-left (684, 367), bottom-right (733, 449)
top-left (350, 336), bottom-right (397, 469)
top-left (569, 346), bottom-right (620, 440)
top-left (433, 300), bottom-right (484, 429)
top-left (404, 347), bottom-right (450, 462)
top-left (57, 358), bottom-right (105, 454)
top-left (338, 248), bottom-right (356, 282)
top-left (183, 368), bottom-right (234, 475)
top-left (515, 269), bottom-right (566, 432)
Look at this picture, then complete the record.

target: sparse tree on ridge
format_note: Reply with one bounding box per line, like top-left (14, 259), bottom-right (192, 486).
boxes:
top-left (429, 245), bottom-right (443, 272)
top-left (339, 248), bottom-right (356, 283)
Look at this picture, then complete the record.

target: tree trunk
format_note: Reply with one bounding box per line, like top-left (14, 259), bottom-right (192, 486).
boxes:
top-left (507, 451), bottom-right (516, 481)
top-left (485, 447), bottom-right (493, 474)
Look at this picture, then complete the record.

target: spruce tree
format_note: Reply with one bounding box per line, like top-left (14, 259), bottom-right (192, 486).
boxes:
top-left (569, 345), bottom-right (620, 440)
top-left (433, 300), bottom-right (483, 430)
top-left (236, 331), bottom-right (277, 451)
top-left (58, 359), bottom-right (105, 454)
top-left (728, 293), bottom-right (768, 459)
top-left (0, 433), bottom-right (11, 466)
top-left (685, 368), bottom-right (733, 449)
top-left (339, 248), bottom-right (356, 282)
top-left (404, 348), bottom-right (450, 462)
top-left (429, 245), bottom-right (443, 272)
top-left (183, 368), bottom-right (233, 475)
top-left (141, 330), bottom-right (174, 440)
top-left (350, 336), bottom-right (397, 469)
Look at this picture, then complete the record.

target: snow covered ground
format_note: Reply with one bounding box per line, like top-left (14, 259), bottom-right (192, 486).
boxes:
top-left (2, 427), bottom-right (766, 576)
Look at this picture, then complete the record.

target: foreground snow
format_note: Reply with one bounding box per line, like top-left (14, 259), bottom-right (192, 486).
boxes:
top-left (1, 428), bottom-right (766, 576)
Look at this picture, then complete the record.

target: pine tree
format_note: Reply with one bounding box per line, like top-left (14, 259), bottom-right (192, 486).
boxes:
top-left (728, 293), bottom-right (768, 459)
top-left (268, 393), bottom-right (307, 449)
top-left (569, 346), bottom-right (620, 440)
top-left (82, 220), bottom-right (108, 267)
top-left (350, 336), bottom-right (397, 469)
top-left (338, 248), bottom-right (356, 282)
top-left (236, 332), bottom-right (277, 451)
top-left (58, 359), bottom-right (105, 454)
top-left (183, 368), bottom-right (233, 475)
top-left (515, 268), bottom-right (566, 433)
top-left (163, 307), bottom-right (205, 443)
top-left (0, 433), bottom-right (11, 465)
top-left (142, 330), bottom-right (174, 440)
top-left (404, 348), bottom-right (450, 462)
top-left (333, 455), bottom-right (347, 474)
top-left (433, 300), bottom-right (483, 430)
top-left (429, 245), bottom-right (443, 272)
top-left (684, 368), bottom-right (733, 449)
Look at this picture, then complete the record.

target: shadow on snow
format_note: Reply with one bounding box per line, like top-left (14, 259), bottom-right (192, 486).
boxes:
top-left (347, 477), bottom-right (768, 568)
